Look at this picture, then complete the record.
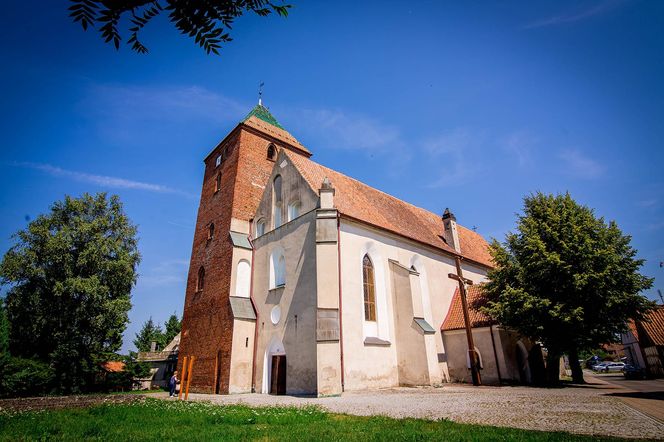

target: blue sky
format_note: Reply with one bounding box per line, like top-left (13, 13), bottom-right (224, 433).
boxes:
top-left (1, 0), bottom-right (662, 353)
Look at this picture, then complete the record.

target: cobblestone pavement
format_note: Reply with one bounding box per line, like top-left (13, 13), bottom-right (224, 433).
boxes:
top-left (583, 372), bottom-right (664, 424)
top-left (171, 384), bottom-right (664, 439)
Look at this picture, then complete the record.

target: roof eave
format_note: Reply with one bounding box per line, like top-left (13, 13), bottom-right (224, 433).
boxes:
top-left (338, 213), bottom-right (493, 270)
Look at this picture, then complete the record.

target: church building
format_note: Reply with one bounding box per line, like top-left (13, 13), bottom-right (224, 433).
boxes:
top-left (178, 102), bottom-right (536, 395)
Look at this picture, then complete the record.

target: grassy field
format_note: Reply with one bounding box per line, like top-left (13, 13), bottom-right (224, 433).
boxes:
top-left (0, 398), bottom-right (631, 441)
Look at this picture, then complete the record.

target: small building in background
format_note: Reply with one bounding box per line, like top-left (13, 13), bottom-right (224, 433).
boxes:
top-left (622, 305), bottom-right (664, 378)
top-left (441, 285), bottom-right (545, 385)
top-left (136, 333), bottom-right (180, 389)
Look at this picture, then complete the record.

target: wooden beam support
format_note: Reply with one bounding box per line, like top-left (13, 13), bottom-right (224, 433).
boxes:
top-left (184, 356), bottom-right (195, 400)
top-left (449, 257), bottom-right (482, 386)
top-left (178, 356), bottom-right (188, 400)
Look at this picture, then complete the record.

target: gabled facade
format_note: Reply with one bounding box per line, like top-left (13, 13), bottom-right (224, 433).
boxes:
top-left (178, 104), bottom-right (311, 394)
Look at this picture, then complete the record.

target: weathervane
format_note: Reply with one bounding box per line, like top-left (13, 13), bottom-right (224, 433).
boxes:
top-left (258, 81), bottom-right (264, 106)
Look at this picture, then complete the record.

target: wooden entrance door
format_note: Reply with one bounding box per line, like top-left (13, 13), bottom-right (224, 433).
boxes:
top-left (270, 355), bottom-right (287, 395)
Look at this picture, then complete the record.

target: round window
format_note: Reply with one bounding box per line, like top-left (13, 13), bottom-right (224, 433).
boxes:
top-left (270, 305), bottom-right (281, 325)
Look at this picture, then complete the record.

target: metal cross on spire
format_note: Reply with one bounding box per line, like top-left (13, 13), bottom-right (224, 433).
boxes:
top-left (258, 81), bottom-right (264, 106)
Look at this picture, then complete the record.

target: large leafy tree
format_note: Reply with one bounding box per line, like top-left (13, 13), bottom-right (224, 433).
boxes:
top-left (482, 192), bottom-right (653, 384)
top-left (69, 0), bottom-right (291, 55)
top-left (0, 193), bottom-right (140, 393)
top-left (0, 300), bottom-right (8, 371)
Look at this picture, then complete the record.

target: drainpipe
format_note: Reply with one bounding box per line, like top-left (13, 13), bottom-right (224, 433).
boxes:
top-left (337, 214), bottom-right (345, 392)
top-left (248, 234), bottom-right (260, 393)
top-left (489, 324), bottom-right (502, 384)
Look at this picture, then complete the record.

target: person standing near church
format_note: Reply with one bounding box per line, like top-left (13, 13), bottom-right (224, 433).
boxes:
top-left (169, 370), bottom-right (178, 397)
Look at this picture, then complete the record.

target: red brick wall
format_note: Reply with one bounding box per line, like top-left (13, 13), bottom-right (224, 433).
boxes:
top-left (178, 124), bottom-right (307, 393)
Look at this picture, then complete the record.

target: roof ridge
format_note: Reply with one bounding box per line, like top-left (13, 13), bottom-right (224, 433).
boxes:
top-left (242, 104), bottom-right (284, 129)
top-left (285, 151), bottom-right (474, 232)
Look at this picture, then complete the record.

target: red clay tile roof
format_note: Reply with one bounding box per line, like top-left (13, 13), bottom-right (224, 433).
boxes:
top-left (441, 285), bottom-right (495, 331)
top-left (243, 116), bottom-right (311, 156)
top-left (101, 361), bottom-right (125, 373)
top-left (638, 306), bottom-right (664, 346)
top-left (285, 151), bottom-right (493, 268)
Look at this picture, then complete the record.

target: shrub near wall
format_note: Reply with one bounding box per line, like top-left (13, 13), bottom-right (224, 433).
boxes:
top-left (1, 357), bottom-right (55, 398)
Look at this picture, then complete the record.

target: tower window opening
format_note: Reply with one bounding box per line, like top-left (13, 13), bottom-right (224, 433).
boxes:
top-left (267, 144), bottom-right (277, 161)
top-left (197, 266), bottom-right (205, 292)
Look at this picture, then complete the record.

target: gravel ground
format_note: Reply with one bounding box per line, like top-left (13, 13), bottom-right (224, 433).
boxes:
top-left (171, 385), bottom-right (664, 439)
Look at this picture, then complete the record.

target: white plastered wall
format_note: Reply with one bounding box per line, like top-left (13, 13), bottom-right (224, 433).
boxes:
top-left (339, 219), bottom-right (488, 390)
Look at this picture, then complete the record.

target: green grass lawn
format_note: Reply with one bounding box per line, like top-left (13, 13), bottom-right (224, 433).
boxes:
top-left (0, 398), bottom-right (631, 441)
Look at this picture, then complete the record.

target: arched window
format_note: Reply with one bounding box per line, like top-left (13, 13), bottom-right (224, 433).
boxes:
top-left (208, 223), bottom-right (215, 240)
top-left (362, 254), bottom-right (376, 322)
top-left (197, 266), bottom-right (205, 292)
top-left (273, 175), bottom-right (283, 228)
top-left (267, 144), bottom-right (277, 160)
top-left (287, 201), bottom-right (300, 222)
top-left (256, 219), bottom-right (266, 237)
top-left (277, 255), bottom-right (286, 287)
top-left (236, 260), bottom-right (251, 298)
top-left (273, 175), bottom-right (282, 202)
top-left (270, 250), bottom-right (286, 289)
top-left (214, 172), bottom-right (221, 193)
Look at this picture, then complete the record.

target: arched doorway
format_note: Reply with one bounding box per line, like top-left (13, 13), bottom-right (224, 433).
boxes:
top-left (516, 341), bottom-right (531, 384)
top-left (262, 337), bottom-right (286, 395)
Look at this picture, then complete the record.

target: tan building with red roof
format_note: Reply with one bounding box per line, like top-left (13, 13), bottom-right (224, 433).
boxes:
top-left (441, 285), bottom-right (544, 385)
top-left (179, 102), bottom-right (521, 395)
top-left (622, 305), bottom-right (664, 378)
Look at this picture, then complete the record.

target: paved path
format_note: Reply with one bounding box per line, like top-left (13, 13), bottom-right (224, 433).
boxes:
top-left (587, 372), bottom-right (664, 424)
top-left (168, 383), bottom-right (664, 439)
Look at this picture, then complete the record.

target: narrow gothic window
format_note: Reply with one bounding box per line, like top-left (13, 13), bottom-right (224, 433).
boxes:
top-left (363, 254), bottom-right (376, 322)
top-left (273, 175), bottom-right (283, 228)
top-left (287, 201), bottom-right (300, 222)
top-left (273, 175), bottom-right (282, 203)
top-left (197, 266), bottom-right (205, 292)
top-left (276, 255), bottom-right (286, 287)
top-left (267, 144), bottom-right (277, 160)
top-left (270, 250), bottom-right (286, 289)
top-left (256, 219), bottom-right (266, 237)
top-left (214, 173), bottom-right (221, 193)
top-left (208, 223), bottom-right (215, 240)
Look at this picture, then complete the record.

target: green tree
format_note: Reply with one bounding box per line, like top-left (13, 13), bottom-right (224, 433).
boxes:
top-left (0, 300), bottom-right (9, 378)
top-left (163, 313), bottom-right (181, 346)
top-left (133, 317), bottom-right (164, 352)
top-left (482, 192), bottom-right (653, 384)
top-left (0, 193), bottom-right (140, 394)
top-left (69, 0), bottom-right (291, 55)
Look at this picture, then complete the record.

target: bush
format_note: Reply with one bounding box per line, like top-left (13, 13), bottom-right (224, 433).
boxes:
top-left (98, 353), bottom-right (152, 392)
top-left (1, 357), bottom-right (55, 398)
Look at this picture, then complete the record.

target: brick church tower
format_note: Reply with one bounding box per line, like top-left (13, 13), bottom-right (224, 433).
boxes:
top-left (178, 103), bottom-right (311, 393)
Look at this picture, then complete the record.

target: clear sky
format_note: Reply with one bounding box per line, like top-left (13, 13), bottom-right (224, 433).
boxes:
top-left (1, 1), bottom-right (662, 353)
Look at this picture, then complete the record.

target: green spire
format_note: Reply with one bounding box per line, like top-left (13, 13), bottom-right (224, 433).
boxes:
top-left (242, 103), bottom-right (284, 130)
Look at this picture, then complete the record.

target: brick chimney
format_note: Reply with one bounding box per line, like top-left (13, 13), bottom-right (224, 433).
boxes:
top-left (150, 341), bottom-right (157, 352)
top-left (442, 208), bottom-right (461, 252)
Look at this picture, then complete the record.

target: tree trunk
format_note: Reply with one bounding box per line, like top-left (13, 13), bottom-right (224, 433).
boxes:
top-left (546, 351), bottom-right (561, 386)
top-left (568, 346), bottom-right (585, 384)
